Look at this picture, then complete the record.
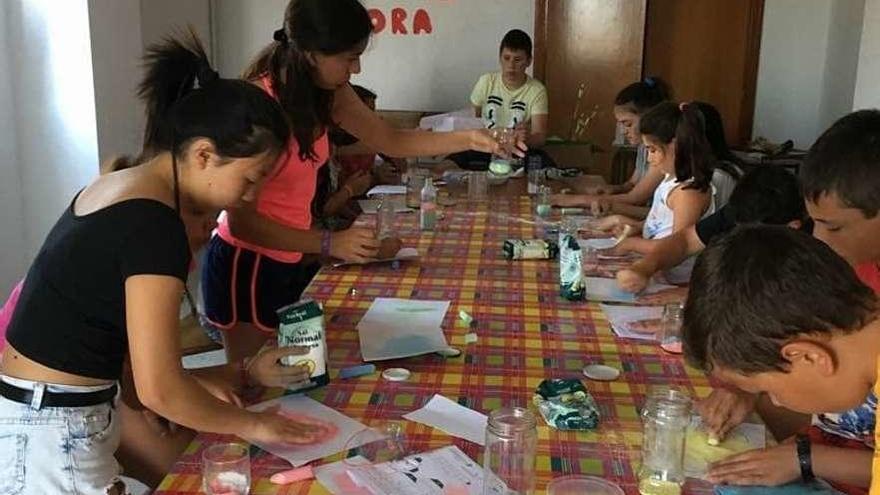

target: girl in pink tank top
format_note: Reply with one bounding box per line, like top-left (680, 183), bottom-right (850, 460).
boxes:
top-left (202, 0), bottom-right (525, 362)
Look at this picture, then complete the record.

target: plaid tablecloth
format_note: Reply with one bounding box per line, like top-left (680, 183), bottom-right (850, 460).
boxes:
top-left (156, 193), bottom-right (714, 495)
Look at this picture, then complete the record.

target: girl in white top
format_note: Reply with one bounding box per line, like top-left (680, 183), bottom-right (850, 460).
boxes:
top-left (599, 102), bottom-right (719, 283)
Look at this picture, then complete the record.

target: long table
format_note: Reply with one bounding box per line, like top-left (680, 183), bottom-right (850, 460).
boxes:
top-left (156, 180), bottom-right (714, 495)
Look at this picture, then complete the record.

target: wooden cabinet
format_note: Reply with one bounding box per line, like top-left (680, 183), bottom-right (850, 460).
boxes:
top-left (535, 0), bottom-right (764, 177)
top-left (534, 0), bottom-right (647, 177)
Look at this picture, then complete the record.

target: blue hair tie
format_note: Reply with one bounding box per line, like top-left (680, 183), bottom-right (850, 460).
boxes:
top-left (644, 77), bottom-right (656, 88)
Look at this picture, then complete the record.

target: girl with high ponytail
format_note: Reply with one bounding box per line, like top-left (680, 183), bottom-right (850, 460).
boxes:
top-left (597, 101), bottom-right (719, 284)
top-left (203, 0), bottom-right (526, 362)
top-left (0, 30), bottom-right (324, 494)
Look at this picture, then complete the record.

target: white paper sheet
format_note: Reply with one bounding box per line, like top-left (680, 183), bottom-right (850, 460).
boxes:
top-left (579, 237), bottom-right (619, 250)
top-left (317, 446), bottom-right (484, 495)
top-left (332, 248), bottom-right (420, 268)
top-left (402, 394), bottom-right (487, 446)
top-left (367, 185), bottom-right (407, 197)
top-left (247, 395), bottom-right (383, 467)
top-left (685, 417), bottom-right (766, 479)
top-left (357, 298), bottom-right (450, 361)
top-left (358, 198), bottom-right (413, 214)
top-left (585, 277), bottom-right (676, 303)
top-left (599, 304), bottom-right (664, 341)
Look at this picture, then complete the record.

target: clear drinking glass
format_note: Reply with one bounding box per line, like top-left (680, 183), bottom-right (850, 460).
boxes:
top-left (376, 194), bottom-right (396, 240)
top-left (468, 171), bottom-right (489, 202)
top-left (406, 169), bottom-right (428, 208)
top-left (535, 186), bottom-right (552, 218)
top-left (638, 388), bottom-right (692, 495)
top-left (659, 303), bottom-right (685, 354)
top-left (483, 407), bottom-right (537, 495)
top-left (202, 443), bottom-right (251, 495)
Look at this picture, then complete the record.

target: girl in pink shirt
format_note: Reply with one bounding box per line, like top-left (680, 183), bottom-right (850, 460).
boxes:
top-left (202, 0), bottom-right (521, 361)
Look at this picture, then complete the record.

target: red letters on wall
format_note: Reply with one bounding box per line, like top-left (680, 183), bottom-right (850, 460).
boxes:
top-left (369, 7), bottom-right (434, 35)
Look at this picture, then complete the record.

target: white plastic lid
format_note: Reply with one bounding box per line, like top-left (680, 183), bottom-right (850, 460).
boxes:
top-left (381, 368), bottom-right (411, 382)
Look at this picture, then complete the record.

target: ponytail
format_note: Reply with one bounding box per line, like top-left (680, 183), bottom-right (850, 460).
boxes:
top-left (614, 76), bottom-right (672, 114)
top-left (639, 101), bottom-right (716, 192)
top-left (136, 28), bottom-right (290, 165)
top-left (243, 0), bottom-right (373, 162)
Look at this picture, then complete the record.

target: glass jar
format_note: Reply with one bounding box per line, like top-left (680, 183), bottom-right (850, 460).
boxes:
top-left (483, 407), bottom-right (537, 495)
top-left (406, 169), bottom-right (428, 208)
top-left (659, 303), bottom-right (685, 354)
top-left (638, 388), bottom-right (692, 495)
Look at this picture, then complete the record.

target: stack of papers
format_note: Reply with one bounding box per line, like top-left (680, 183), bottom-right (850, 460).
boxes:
top-left (357, 298), bottom-right (450, 361)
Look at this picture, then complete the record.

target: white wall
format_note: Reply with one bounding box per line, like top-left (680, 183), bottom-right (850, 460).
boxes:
top-left (753, 0), bottom-right (865, 148)
top-left (854, 0), bottom-right (880, 109)
top-left (0, 0), bottom-right (99, 294)
top-left (212, 0), bottom-right (535, 112)
top-left (88, 0), bottom-right (212, 161)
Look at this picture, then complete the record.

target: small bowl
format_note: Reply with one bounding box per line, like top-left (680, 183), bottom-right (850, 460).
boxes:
top-left (546, 475), bottom-right (624, 495)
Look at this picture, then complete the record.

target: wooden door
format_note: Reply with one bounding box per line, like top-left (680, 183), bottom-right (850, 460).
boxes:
top-left (644, 0), bottom-right (764, 146)
top-left (534, 0), bottom-right (648, 177)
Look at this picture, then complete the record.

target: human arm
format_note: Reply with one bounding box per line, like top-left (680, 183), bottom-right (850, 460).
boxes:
top-left (616, 226), bottom-right (705, 293)
top-left (613, 187), bottom-right (709, 256)
top-left (125, 275), bottom-right (319, 444)
top-left (332, 84), bottom-right (521, 158)
top-left (707, 440), bottom-right (872, 488)
top-left (226, 202), bottom-right (378, 263)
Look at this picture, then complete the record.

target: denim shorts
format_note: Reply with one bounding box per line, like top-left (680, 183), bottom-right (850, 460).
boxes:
top-left (0, 376), bottom-right (123, 495)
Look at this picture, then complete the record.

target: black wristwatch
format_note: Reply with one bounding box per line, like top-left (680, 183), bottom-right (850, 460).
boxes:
top-left (796, 434), bottom-right (815, 482)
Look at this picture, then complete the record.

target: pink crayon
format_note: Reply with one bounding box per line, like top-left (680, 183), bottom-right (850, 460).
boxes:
top-left (269, 466), bottom-right (315, 485)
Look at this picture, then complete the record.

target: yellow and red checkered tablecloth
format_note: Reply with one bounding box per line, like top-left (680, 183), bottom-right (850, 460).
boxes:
top-left (156, 194), bottom-right (715, 495)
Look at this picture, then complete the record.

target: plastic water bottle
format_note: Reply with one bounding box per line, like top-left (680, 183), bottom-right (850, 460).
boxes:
top-left (420, 177), bottom-right (437, 231)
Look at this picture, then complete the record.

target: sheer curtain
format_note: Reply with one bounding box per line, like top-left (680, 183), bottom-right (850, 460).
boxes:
top-left (0, 0), bottom-right (99, 295)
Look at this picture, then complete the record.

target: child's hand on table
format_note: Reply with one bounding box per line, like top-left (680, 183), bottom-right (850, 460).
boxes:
top-left (330, 228), bottom-right (380, 263)
top-left (616, 267), bottom-right (650, 293)
top-left (706, 442), bottom-right (799, 487)
top-left (247, 344), bottom-right (312, 389)
top-left (697, 388), bottom-right (759, 441)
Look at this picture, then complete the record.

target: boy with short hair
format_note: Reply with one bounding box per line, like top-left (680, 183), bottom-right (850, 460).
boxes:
top-left (470, 29), bottom-right (548, 147)
top-left (683, 225), bottom-right (879, 491)
top-left (687, 110), bottom-right (880, 493)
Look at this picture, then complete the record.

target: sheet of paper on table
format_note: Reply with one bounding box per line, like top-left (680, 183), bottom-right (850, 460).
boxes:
top-left (358, 197), bottom-right (413, 214)
top-left (585, 277), bottom-right (676, 303)
top-left (366, 185), bottom-right (407, 197)
top-left (315, 445), bottom-right (484, 495)
top-left (357, 298), bottom-right (450, 361)
top-left (332, 248), bottom-right (420, 268)
top-left (685, 417), bottom-right (766, 479)
top-left (402, 394), bottom-right (488, 446)
top-left (247, 395), bottom-right (383, 467)
top-left (599, 304), bottom-right (664, 341)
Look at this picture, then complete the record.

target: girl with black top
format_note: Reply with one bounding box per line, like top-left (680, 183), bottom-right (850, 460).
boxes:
top-left (0, 32), bottom-right (322, 494)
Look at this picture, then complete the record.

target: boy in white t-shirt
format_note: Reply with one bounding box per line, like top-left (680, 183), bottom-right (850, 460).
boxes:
top-left (470, 29), bottom-right (548, 147)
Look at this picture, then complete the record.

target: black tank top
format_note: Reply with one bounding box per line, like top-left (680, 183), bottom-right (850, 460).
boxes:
top-left (6, 196), bottom-right (190, 380)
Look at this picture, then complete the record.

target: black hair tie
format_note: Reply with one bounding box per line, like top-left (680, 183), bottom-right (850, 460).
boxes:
top-left (644, 77), bottom-right (656, 88)
top-left (196, 60), bottom-right (220, 88)
top-left (273, 28), bottom-right (289, 46)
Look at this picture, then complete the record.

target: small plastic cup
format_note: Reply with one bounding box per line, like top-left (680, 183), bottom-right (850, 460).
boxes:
top-left (546, 475), bottom-right (624, 495)
top-left (202, 443), bottom-right (250, 495)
